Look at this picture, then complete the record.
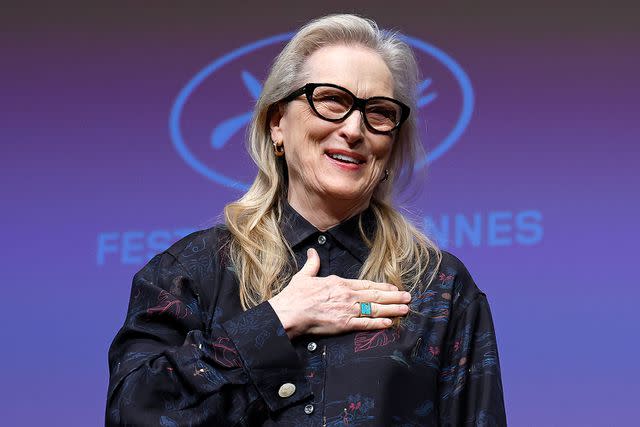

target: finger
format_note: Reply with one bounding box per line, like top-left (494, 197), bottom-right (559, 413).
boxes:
top-left (356, 289), bottom-right (412, 304)
top-left (352, 302), bottom-right (409, 318)
top-left (343, 278), bottom-right (399, 291)
top-left (298, 248), bottom-right (320, 277)
top-left (346, 316), bottom-right (393, 330)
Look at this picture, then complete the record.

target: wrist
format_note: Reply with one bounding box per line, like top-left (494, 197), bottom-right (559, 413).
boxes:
top-left (268, 298), bottom-right (304, 339)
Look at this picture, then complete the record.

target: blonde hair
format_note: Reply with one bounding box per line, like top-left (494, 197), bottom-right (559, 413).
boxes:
top-left (224, 14), bottom-right (441, 310)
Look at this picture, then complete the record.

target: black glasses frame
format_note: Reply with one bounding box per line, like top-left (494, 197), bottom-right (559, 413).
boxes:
top-left (280, 83), bottom-right (410, 134)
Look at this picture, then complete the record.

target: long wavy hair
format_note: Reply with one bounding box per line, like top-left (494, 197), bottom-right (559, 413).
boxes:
top-left (224, 14), bottom-right (441, 311)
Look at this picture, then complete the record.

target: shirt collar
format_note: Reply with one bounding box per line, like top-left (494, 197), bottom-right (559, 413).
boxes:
top-left (280, 202), bottom-right (319, 248)
top-left (280, 201), bottom-right (376, 263)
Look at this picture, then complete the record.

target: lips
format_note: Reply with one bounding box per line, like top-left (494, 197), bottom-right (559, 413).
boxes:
top-left (324, 149), bottom-right (366, 165)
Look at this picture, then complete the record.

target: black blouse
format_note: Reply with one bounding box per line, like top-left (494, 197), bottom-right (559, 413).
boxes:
top-left (106, 204), bottom-right (506, 426)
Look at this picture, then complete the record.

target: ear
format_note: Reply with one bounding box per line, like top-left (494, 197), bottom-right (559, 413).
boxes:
top-left (269, 103), bottom-right (285, 143)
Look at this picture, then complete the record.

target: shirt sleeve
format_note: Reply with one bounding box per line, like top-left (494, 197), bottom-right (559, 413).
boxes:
top-left (106, 251), bottom-right (311, 426)
top-left (437, 292), bottom-right (507, 426)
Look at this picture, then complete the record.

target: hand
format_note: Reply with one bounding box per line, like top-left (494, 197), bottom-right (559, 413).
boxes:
top-left (268, 248), bottom-right (411, 339)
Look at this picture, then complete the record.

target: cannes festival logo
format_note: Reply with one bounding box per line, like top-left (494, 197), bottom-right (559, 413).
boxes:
top-left (169, 33), bottom-right (473, 191)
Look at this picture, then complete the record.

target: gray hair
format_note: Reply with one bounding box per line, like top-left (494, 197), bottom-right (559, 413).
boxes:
top-left (225, 14), bottom-right (440, 311)
top-left (247, 13), bottom-right (422, 201)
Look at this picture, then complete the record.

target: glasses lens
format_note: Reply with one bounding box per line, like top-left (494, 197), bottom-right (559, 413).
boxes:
top-left (365, 99), bottom-right (402, 132)
top-left (311, 86), bottom-right (353, 120)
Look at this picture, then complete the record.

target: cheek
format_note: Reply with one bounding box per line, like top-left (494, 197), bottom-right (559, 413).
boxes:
top-left (283, 121), bottom-right (330, 177)
top-left (371, 138), bottom-right (394, 162)
top-left (284, 110), bottom-right (331, 145)
top-left (291, 126), bottom-right (336, 167)
top-left (302, 114), bottom-right (336, 142)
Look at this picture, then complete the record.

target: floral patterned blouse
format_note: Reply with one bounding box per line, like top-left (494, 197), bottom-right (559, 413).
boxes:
top-left (107, 203), bottom-right (506, 426)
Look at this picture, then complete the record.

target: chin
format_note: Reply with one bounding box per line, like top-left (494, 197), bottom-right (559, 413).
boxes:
top-left (321, 184), bottom-right (368, 202)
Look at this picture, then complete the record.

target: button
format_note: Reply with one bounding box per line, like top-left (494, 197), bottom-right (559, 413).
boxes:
top-left (304, 404), bottom-right (314, 415)
top-left (278, 383), bottom-right (296, 398)
top-left (307, 342), bottom-right (317, 352)
top-left (317, 234), bottom-right (327, 245)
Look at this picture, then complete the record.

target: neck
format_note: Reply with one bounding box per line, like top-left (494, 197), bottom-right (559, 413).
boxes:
top-left (287, 190), bottom-right (370, 231)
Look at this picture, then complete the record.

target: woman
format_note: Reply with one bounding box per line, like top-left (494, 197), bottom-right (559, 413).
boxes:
top-left (107, 14), bottom-right (506, 426)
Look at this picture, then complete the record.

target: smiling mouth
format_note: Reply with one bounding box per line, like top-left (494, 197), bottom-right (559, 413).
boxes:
top-left (325, 152), bottom-right (366, 165)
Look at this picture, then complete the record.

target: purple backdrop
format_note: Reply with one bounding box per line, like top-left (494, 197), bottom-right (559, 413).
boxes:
top-left (2, 2), bottom-right (638, 425)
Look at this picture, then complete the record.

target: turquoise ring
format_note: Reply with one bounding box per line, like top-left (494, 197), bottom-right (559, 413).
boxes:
top-left (359, 302), bottom-right (372, 317)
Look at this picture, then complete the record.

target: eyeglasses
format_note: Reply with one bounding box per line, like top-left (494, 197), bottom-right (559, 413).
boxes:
top-left (280, 83), bottom-right (410, 134)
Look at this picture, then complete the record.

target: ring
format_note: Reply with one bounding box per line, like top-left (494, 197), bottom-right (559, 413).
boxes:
top-left (359, 302), bottom-right (372, 317)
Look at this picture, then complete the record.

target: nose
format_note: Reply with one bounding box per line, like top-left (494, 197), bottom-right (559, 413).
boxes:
top-left (338, 109), bottom-right (365, 144)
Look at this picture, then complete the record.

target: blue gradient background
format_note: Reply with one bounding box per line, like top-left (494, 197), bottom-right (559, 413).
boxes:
top-left (1, 2), bottom-right (638, 425)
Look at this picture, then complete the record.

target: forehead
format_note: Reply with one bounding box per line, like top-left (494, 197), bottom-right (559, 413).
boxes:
top-left (302, 44), bottom-right (395, 98)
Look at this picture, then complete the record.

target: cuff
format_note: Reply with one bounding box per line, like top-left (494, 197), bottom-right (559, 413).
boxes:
top-left (222, 301), bottom-right (312, 412)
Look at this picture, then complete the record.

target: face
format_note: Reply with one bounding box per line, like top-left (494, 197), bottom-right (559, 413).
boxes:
top-left (270, 44), bottom-right (396, 209)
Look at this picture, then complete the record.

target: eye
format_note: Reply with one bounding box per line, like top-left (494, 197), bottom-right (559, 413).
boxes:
top-left (312, 89), bottom-right (353, 118)
top-left (318, 95), bottom-right (341, 103)
top-left (367, 108), bottom-right (397, 124)
top-left (316, 94), bottom-right (350, 106)
top-left (370, 107), bottom-right (396, 119)
top-left (366, 100), bottom-right (400, 127)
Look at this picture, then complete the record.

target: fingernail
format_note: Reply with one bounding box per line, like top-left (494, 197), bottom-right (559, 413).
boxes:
top-left (384, 319), bottom-right (392, 325)
top-left (307, 248), bottom-right (312, 257)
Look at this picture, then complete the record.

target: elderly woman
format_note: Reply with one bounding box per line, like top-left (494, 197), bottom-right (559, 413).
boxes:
top-left (107, 14), bottom-right (506, 426)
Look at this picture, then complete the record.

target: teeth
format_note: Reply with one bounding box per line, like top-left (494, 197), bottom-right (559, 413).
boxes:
top-left (328, 153), bottom-right (363, 164)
